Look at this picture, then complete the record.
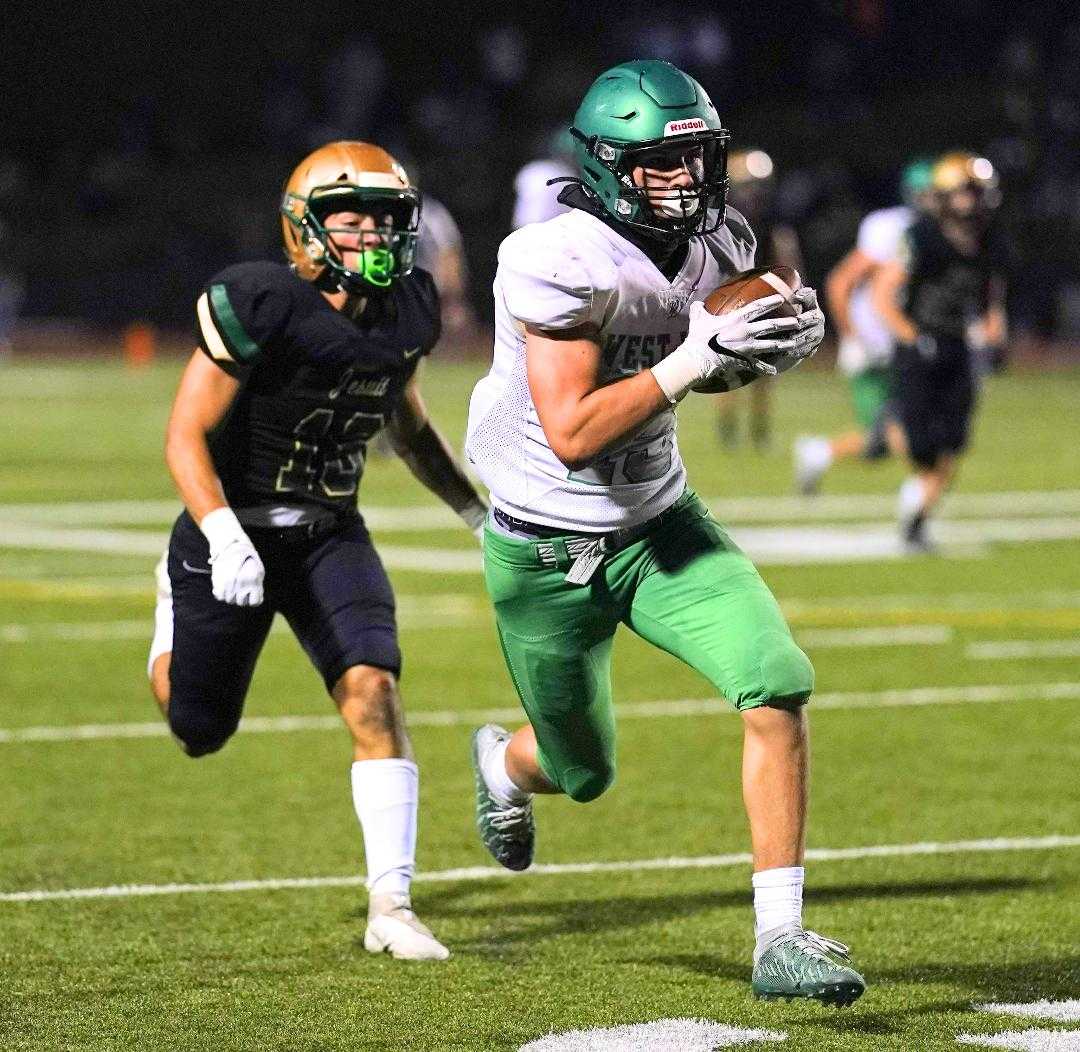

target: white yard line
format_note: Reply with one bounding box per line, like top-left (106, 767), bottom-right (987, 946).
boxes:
top-left (2, 834), bottom-right (1078, 904)
top-left (967, 640), bottom-right (1080, 660)
top-left (956, 1031), bottom-right (1080, 1050)
top-left (781, 590), bottom-right (1080, 614)
top-left (2, 682), bottom-right (1078, 744)
top-left (974, 1001), bottom-right (1080, 1023)
top-left (710, 490), bottom-right (1080, 523)
top-left (0, 596), bottom-right (488, 644)
top-left (0, 524), bottom-right (167, 556)
top-left (4, 490), bottom-right (1080, 527)
top-left (1, 617), bottom-right (949, 648)
top-left (0, 524), bottom-right (487, 570)
top-left (519, 1020), bottom-right (786, 1051)
top-left (797, 625), bottom-right (953, 647)
top-left (4, 516), bottom-right (1080, 568)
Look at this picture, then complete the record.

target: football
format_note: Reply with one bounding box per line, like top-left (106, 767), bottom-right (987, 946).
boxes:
top-left (691, 265), bottom-right (802, 393)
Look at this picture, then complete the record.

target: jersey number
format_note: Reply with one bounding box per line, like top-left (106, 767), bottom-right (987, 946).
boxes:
top-left (275, 408), bottom-right (385, 498)
top-left (567, 433), bottom-right (673, 487)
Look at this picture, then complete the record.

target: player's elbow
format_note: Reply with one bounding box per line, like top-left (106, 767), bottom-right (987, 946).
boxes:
top-left (549, 436), bottom-right (593, 473)
top-left (824, 270), bottom-right (849, 316)
top-left (163, 423), bottom-right (197, 476)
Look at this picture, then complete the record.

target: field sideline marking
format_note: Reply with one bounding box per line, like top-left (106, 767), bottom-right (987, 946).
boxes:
top-left (797, 624), bottom-right (952, 647)
top-left (0, 596), bottom-right (484, 643)
top-left (974, 1001), bottom-right (1080, 1023)
top-left (2, 681), bottom-right (1078, 744)
top-left (3, 489), bottom-right (1079, 526)
top-left (3, 835), bottom-right (1078, 904)
top-left (0, 619), bottom-right (953, 648)
top-left (967, 639), bottom-right (1080, 660)
top-left (6, 515), bottom-right (1080, 568)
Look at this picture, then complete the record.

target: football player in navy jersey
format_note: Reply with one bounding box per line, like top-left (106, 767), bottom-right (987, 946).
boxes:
top-left (147, 142), bottom-right (488, 960)
top-left (871, 152), bottom-right (1006, 552)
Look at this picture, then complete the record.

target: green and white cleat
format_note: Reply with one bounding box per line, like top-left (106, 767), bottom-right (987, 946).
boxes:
top-left (751, 924), bottom-right (866, 1007)
top-left (471, 724), bottom-right (534, 871)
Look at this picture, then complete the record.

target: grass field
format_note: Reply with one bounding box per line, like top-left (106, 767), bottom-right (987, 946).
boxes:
top-left (1, 357), bottom-right (1079, 1051)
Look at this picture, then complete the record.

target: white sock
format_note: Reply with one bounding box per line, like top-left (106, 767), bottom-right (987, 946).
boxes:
top-left (481, 736), bottom-right (530, 806)
top-left (147, 561), bottom-right (172, 682)
top-left (801, 436), bottom-right (833, 472)
top-left (752, 866), bottom-right (805, 938)
top-left (898, 476), bottom-right (925, 521)
top-left (350, 758), bottom-right (418, 897)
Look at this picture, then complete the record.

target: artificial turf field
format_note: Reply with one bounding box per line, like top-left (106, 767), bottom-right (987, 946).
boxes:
top-left (1, 357), bottom-right (1078, 1051)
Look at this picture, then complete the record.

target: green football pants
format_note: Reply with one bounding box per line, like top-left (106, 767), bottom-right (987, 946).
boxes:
top-left (481, 490), bottom-right (813, 803)
top-left (849, 367), bottom-right (892, 430)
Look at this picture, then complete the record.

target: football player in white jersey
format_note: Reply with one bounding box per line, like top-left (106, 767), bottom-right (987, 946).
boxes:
top-left (510, 127), bottom-right (576, 230)
top-left (464, 60), bottom-right (865, 1006)
top-left (793, 159), bottom-right (934, 494)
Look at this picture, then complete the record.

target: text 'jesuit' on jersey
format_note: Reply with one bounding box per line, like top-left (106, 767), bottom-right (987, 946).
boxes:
top-left (195, 260), bottom-right (440, 517)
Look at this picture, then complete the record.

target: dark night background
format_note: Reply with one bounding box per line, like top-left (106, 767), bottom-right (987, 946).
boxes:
top-left (2, 0), bottom-right (1079, 345)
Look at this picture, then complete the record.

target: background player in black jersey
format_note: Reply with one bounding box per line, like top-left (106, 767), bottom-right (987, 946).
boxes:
top-left (871, 152), bottom-right (1006, 552)
top-left (146, 142), bottom-right (488, 960)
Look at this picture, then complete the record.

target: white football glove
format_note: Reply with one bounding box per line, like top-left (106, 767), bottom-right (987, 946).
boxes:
top-left (836, 333), bottom-right (869, 374)
top-left (756, 286), bottom-right (825, 374)
top-left (653, 295), bottom-right (825, 402)
top-left (457, 499), bottom-right (488, 543)
top-left (199, 507), bottom-right (265, 607)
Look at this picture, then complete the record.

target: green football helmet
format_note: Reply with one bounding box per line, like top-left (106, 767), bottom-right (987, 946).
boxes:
top-left (900, 157), bottom-right (934, 207)
top-left (569, 59), bottom-right (730, 241)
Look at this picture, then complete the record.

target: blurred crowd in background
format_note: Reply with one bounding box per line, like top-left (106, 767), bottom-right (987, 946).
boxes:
top-left (2, 1), bottom-right (1080, 352)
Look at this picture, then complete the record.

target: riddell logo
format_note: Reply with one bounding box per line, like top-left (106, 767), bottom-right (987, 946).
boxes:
top-left (664, 118), bottom-right (707, 135)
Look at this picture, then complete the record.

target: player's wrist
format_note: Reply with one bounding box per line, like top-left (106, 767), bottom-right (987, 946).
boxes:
top-left (458, 499), bottom-right (488, 537)
top-left (199, 506), bottom-right (251, 558)
top-left (650, 343), bottom-right (711, 403)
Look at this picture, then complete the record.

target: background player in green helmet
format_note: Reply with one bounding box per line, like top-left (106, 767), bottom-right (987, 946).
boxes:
top-left (794, 158), bottom-right (935, 495)
top-left (464, 59), bottom-right (865, 1006)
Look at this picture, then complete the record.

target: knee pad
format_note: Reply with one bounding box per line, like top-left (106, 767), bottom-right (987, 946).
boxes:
top-left (759, 631), bottom-right (815, 707)
top-left (562, 761), bottom-right (615, 803)
top-left (168, 703), bottom-right (238, 759)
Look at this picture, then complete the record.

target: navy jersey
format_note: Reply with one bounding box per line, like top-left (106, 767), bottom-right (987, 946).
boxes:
top-left (902, 216), bottom-right (999, 342)
top-left (195, 261), bottom-right (439, 517)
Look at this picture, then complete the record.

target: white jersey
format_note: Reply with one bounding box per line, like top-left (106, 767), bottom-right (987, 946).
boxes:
top-left (841, 205), bottom-right (914, 374)
top-left (466, 206), bottom-right (756, 532)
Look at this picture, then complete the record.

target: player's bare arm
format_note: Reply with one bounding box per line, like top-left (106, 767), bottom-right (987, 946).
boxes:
top-left (164, 349), bottom-right (240, 524)
top-left (826, 247), bottom-right (877, 338)
top-left (388, 370), bottom-right (486, 526)
top-left (871, 258), bottom-right (919, 345)
top-left (525, 323), bottom-right (671, 470)
top-left (981, 274), bottom-right (1008, 347)
top-left (164, 348), bottom-right (264, 607)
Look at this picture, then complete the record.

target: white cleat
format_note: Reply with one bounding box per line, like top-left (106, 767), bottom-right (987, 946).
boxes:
top-left (793, 435), bottom-right (831, 496)
top-left (363, 893), bottom-right (450, 961)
